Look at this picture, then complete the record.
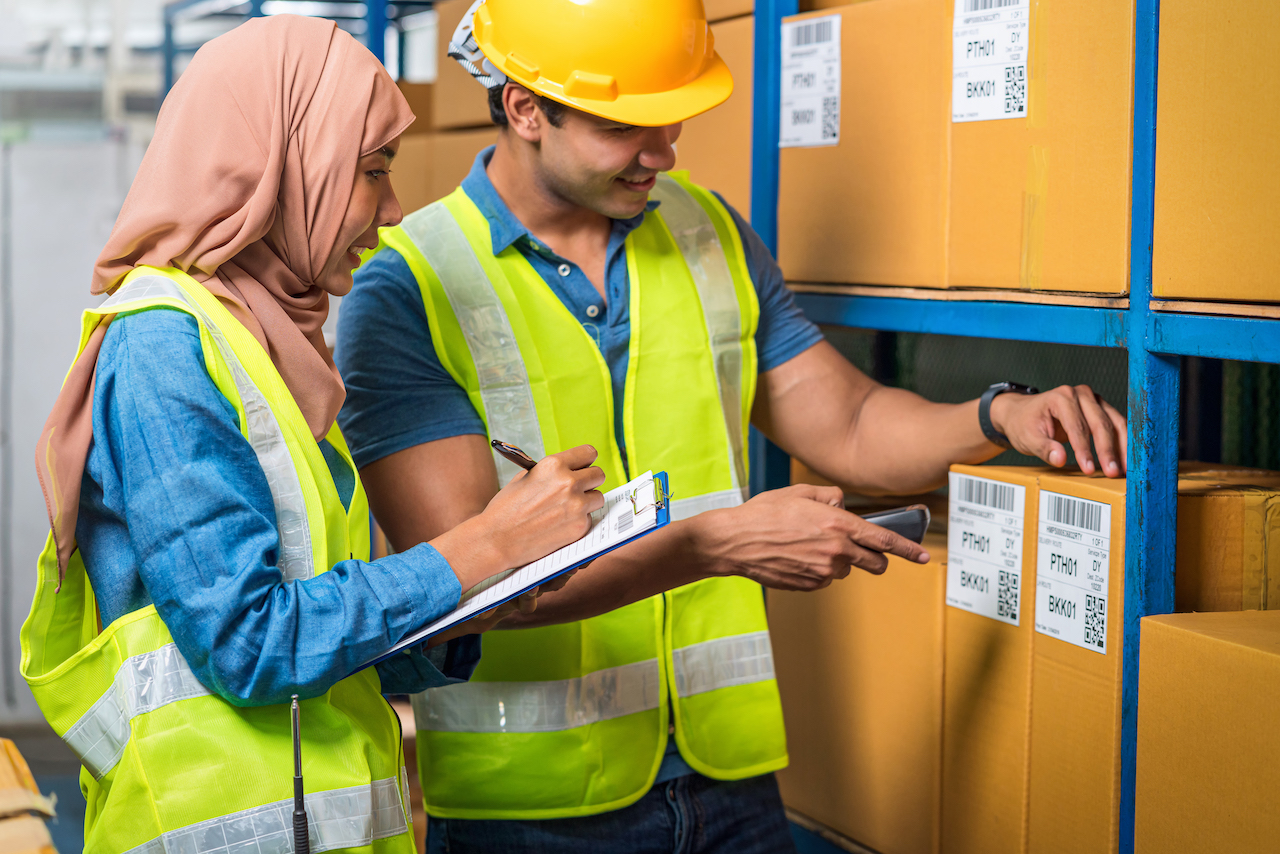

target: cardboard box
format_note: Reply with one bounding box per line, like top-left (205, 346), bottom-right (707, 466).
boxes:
top-left (777, 0), bottom-right (951, 288)
top-left (772, 531), bottom-right (948, 854)
top-left (943, 465), bottom-right (1047, 854)
top-left (704, 0), bottom-right (753, 21)
top-left (432, 0), bottom-right (494, 130)
top-left (1026, 465), bottom-right (1280, 854)
top-left (391, 128), bottom-right (500, 216)
top-left (397, 81), bottom-right (433, 136)
top-left (780, 0), bottom-right (1134, 293)
top-left (1151, 3), bottom-right (1280, 303)
top-left (676, 15), bottom-right (753, 217)
top-left (948, 0), bottom-right (1135, 293)
top-left (0, 738), bottom-right (55, 854)
top-left (1135, 611), bottom-right (1280, 854)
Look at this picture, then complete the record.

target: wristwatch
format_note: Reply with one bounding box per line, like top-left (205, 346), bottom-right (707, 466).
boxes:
top-left (979, 382), bottom-right (1040, 449)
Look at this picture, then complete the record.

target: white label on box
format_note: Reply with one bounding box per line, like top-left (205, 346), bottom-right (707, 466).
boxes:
top-left (952, 0), bottom-right (1029, 122)
top-left (1035, 491), bottom-right (1112, 654)
top-left (947, 473), bottom-right (1026, 625)
top-left (779, 15), bottom-right (841, 148)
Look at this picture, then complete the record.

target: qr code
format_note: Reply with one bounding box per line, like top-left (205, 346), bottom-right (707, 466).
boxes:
top-left (997, 571), bottom-right (1020, 619)
top-left (1084, 595), bottom-right (1106, 648)
top-left (821, 96), bottom-right (839, 140)
top-left (1004, 65), bottom-right (1026, 114)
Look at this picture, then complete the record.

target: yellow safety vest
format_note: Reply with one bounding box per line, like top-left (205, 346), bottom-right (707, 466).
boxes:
top-left (379, 172), bottom-right (788, 819)
top-left (20, 267), bottom-right (415, 853)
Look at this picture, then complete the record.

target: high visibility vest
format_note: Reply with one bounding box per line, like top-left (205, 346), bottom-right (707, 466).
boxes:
top-left (380, 172), bottom-right (788, 819)
top-left (20, 267), bottom-right (415, 853)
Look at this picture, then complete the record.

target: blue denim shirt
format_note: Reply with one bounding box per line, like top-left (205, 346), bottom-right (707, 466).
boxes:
top-left (75, 308), bottom-right (480, 707)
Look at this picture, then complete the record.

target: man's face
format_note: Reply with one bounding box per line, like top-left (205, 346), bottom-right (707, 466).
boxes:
top-left (536, 108), bottom-right (683, 220)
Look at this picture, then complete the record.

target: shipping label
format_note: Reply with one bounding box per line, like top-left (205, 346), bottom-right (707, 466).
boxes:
top-left (780, 15), bottom-right (841, 148)
top-left (947, 473), bottom-right (1026, 625)
top-left (952, 0), bottom-right (1029, 122)
top-left (1035, 491), bottom-right (1112, 654)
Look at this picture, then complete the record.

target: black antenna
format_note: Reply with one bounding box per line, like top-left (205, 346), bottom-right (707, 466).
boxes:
top-left (291, 695), bottom-right (310, 854)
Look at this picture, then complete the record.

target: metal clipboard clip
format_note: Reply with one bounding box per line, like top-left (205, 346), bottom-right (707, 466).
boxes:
top-left (654, 476), bottom-right (669, 510)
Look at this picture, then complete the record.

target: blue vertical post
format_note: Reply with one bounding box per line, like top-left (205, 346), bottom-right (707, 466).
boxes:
top-left (749, 0), bottom-right (799, 495)
top-left (1120, 1), bottom-right (1176, 852)
top-left (366, 0), bottom-right (387, 66)
top-left (248, 0), bottom-right (264, 16)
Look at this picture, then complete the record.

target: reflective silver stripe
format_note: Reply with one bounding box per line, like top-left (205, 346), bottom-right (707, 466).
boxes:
top-left (413, 658), bottom-right (661, 733)
top-left (671, 631), bottom-right (775, 698)
top-left (402, 203), bottom-right (545, 487)
top-left (99, 276), bottom-right (314, 582)
top-left (63, 643), bottom-right (210, 779)
top-left (650, 175), bottom-right (748, 494)
top-left (122, 776), bottom-right (407, 854)
top-left (670, 487), bottom-right (746, 522)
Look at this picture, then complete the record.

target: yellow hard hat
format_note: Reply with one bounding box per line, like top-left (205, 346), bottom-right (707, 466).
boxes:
top-left (471, 0), bottom-right (734, 127)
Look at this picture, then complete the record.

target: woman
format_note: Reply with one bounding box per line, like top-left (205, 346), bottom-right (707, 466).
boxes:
top-left (20, 15), bottom-right (602, 853)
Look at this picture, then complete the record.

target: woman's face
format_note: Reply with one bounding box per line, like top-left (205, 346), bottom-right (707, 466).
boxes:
top-left (319, 135), bottom-right (404, 295)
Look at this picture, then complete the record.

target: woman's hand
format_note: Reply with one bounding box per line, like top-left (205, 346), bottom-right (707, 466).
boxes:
top-left (430, 446), bottom-right (605, 592)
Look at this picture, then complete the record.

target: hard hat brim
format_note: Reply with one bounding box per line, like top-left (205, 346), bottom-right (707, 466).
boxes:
top-left (492, 52), bottom-right (735, 128)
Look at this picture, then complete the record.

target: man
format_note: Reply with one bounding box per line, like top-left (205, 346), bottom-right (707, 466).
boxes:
top-left (335, 1), bottom-right (1127, 851)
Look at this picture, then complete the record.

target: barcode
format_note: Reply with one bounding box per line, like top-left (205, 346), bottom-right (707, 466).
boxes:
top-left (821, 96), bottom-right (839, 140)
top-left (1045, 494), bottom-right (1104, 533)
top-left (1084, 594), bottom-right (1106, 648)
top-left (615, 513), bottom-right (634, 536)
top-left (1004, 64), bottom-right (1026, 114)
top-left (792, 19), bottom-right (834, 47)
top-left (956, 476), bottom-right (1016, 512)
top-left (963, 0), bottom-right (1020, 11)
top-left (997, 570), bottom-right (1020, 619)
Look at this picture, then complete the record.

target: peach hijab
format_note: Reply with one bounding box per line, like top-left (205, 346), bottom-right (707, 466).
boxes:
top-left (36, 15), bottom-right (413, 578)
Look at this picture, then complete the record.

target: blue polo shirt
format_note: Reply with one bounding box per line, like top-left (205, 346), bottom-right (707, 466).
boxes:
top-left (334, 146), bottom-right (823, 785)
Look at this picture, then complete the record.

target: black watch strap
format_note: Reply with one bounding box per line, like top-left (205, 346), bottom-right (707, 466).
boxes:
top-left (979, 382), bottom-right (1040, 449)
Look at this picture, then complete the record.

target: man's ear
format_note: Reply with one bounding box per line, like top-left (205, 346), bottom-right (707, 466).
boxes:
top-left (504, 85), bottom-right (544, 143)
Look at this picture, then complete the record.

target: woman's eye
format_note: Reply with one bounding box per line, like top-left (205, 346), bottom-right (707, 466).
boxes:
top-left (367, 169), bottom-right (389, 179)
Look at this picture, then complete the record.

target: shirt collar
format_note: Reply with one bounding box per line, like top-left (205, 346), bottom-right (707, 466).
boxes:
top-left (460, 145), bottom-right (660, 257)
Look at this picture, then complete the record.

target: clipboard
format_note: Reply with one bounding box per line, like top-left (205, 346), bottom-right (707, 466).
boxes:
top-left (357, 471), bottom-right (671, 673)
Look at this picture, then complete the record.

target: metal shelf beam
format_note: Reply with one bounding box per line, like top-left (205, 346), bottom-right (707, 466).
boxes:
top-left (1149, 311), bottom-right (1280, 362)
top-left (793, 292), bottom-right (1128, 348)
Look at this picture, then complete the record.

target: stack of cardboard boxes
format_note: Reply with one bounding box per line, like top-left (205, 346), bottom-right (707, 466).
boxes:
top-left (771, 462), bottom-right (1280, 854)
top-left (389, 0), bottom-right (500, 216)
top-left (776, 0), bottom-right (1135, 293)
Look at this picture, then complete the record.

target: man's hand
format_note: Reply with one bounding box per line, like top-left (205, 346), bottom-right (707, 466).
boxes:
top-left (989, 385), bottom-right (1127, 477)
top-left (695, 484), bottom-right (931, 591)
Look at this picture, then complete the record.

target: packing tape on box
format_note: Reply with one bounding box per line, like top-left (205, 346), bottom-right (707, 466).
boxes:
top-left (1020, 145), bottom-right (1049, 289)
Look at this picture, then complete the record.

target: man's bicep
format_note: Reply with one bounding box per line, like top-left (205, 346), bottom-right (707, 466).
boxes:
top-left (753, 339), bottom-right (879, 472)
top-left (360, 434), bottom-right (499, 553)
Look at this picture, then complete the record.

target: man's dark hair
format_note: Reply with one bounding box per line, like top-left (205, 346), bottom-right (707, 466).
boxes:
top-left (488, 83), bottom-right (568, 129)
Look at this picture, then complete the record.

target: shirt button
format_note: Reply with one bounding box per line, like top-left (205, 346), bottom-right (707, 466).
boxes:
top-left (558, 263), bottom-right (572, 277)
top-left (586, 305), bottom-right (600, 318)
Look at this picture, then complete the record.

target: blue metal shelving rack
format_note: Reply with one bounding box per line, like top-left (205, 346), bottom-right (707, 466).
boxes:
top-left (753, 2), bottom-right (1279, 853)
top-left (162, 1), bottom-right (431, 99)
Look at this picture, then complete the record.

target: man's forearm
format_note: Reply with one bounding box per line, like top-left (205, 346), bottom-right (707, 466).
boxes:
top-left (498, 516), bottom-right (716, 628)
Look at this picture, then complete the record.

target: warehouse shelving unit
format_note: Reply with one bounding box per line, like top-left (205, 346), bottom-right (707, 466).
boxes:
top-left (751, 2), bottom-right (1278, 853)
top-left (161, 0), bottom-right (431, 99)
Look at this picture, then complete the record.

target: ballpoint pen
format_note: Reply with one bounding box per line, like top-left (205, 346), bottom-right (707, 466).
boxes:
top-left (491, 439), bottom-right (539, 471)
